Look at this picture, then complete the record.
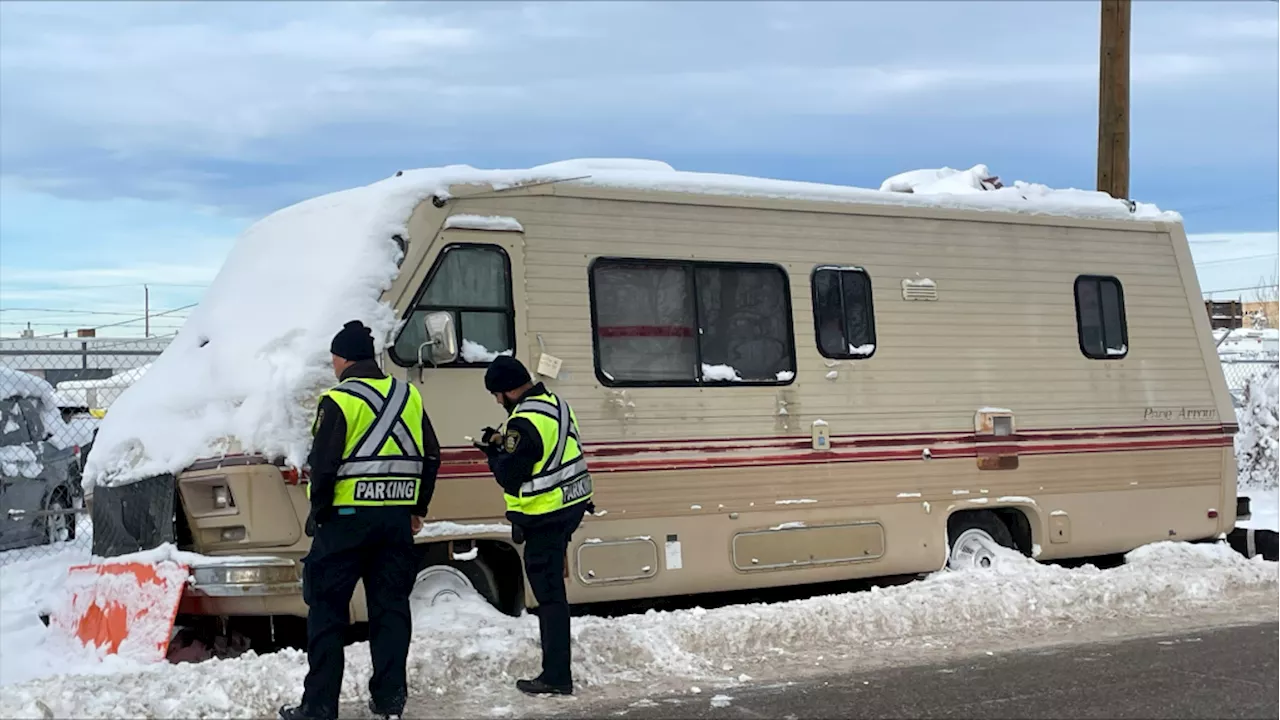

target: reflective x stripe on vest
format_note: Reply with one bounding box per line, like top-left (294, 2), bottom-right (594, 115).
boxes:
top-left (503, 392), bottom-right (592, 516)
top-left (308, 376), bottom-right (425, 507)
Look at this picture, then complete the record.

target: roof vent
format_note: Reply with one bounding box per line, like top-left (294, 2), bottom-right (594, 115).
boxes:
top-left (902, 278), bottom-right (938, 301)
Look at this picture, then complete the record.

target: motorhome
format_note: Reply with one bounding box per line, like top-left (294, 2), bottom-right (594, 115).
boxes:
top-left (87, 160), bottom-right (1240, 639)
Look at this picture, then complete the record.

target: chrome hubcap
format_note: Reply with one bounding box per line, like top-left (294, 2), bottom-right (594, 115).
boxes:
top-left (409, 565), bottom-right (476, 615)
top-left (948, 528), bottom-right (1000, 571)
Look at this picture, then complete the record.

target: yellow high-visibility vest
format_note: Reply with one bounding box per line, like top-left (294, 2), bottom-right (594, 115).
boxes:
top-left (307, 376), bottom-right (426, 507)
top-left (502, 391), bottom-right (593, 516)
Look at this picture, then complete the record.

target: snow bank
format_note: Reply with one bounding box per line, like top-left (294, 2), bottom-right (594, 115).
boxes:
top-left (0, 541), bottom-right (1272, 716)
top-left (1236, 366), bottom-right (1278, 491)
top-left (0, 367), bottom-right (92, 449)
top-left (83, 158), bottom-right (1179, 490)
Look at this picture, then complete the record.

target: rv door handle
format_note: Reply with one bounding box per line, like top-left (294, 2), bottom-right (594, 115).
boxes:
top-left (7, 509), bottom-right (25, 519)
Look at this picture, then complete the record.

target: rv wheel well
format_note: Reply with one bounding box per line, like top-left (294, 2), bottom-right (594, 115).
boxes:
top-left (477, 540), bottom-right (525, 616)
top-left (414, 538), bottom-right (525, 616)
top-left (991, 507), bottom-right (1034, 557)
top-left (947, 507), bottom-right (1034, 558)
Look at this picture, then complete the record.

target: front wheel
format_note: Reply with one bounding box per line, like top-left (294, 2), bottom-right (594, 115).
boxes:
top-left (408, 557), bottom-right (500, 626)
top-left (946, 512), bottom-right (1015, 571)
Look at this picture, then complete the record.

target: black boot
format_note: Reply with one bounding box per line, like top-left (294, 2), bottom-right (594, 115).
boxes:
top-left (516, 677), bottom-right (573, 696)
top-left (368, 697), bottom-right (404, 720)
top-left (279, 705), bottom-right (334, 720)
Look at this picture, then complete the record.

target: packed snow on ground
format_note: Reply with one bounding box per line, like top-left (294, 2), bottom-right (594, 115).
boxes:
top-left (0, 543), bottom-right (295, 688)
top-left (82, 158), bottom-right (1178, 492)
top-left (0, 541), bottom-right (1273, 718)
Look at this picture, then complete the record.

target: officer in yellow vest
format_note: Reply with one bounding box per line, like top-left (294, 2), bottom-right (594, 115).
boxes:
top-left (282, 321), bottom-right (441, 720)
top-left (477, 355), bottom-right (592, 696)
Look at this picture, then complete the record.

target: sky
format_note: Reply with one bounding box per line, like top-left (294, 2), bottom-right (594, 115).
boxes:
top-left (0, 0), bottom-right (1277, 338)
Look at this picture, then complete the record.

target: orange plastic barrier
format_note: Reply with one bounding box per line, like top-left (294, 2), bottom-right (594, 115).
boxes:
top-left (52, 561), bottom-right (189, 663)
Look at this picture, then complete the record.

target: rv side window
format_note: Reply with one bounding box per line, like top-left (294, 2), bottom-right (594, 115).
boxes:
top-left (391, 244), bottom-right (514, 366)
top-left (811, 266), bottom-right (876, 359)
top-left (1074, 275), bottom-right (1128, 359)
top-left (590, 258), bottom-right (796, 386)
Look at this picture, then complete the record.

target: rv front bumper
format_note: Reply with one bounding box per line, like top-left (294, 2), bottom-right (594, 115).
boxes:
top-left (186, 557), bottom-right (301, 598)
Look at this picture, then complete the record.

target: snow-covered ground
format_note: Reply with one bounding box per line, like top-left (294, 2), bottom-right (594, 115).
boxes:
top-left (0, 541), bottom-right (1274, 718)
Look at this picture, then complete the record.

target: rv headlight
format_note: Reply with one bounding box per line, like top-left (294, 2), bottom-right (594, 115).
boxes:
top-left (212, 485), bottom-right (230, 509)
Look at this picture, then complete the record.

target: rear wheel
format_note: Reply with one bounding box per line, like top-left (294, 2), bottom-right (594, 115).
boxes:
top-left (946, 512), bottom-right (1015, 571)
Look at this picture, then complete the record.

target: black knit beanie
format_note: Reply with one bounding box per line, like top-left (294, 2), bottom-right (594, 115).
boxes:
top-left (484, 355), bottom-right (531, 393)
top-left (330, 320), bottom-right (376, 362)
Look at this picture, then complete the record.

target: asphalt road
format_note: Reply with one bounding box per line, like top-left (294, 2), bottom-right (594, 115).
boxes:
top-left (570, 622), bottom-right (1279, 720)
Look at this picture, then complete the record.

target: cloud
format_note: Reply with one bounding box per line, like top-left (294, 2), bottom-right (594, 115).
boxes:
top-left (2, 1), bottom-right (1271, 172)
top-left (0, 0), bottom-right (1274, 313)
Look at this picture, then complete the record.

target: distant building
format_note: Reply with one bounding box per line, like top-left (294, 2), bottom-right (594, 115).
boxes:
top-left (0, 336), bottom-right (171, 386)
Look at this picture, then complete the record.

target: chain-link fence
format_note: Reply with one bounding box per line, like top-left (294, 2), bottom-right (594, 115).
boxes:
top-left (1221, 358), bottom-right (1279, 408)
top-left (0, 337), bottom-right (166, 567)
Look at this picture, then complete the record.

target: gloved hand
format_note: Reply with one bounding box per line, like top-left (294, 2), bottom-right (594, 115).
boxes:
top-left (511, 525), bottom-right (525, 545)
top-left (305, 513), bottom-right (317, 537)
top-left (481, 426), bottom-right (503, 447)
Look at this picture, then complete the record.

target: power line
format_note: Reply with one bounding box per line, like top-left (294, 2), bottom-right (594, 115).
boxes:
top-left (33, 303), bottom-right (197, 339)
top-left (0, 282), bottom-right (210, 290)
top-left (0, 307), bottom-right (191, 318)
top-left (1202, 283), bottom-right (1280, 295)
top-left (1193, 253), bottom-right (1280, 267)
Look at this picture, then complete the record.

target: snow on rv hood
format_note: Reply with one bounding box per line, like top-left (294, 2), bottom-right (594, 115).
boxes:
top-left (83, 158), bottom-right (1179, 489)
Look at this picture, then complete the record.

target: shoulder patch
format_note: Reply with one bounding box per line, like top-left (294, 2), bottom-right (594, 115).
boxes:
top-left (503, 429), bottom-right (520, 453)
top-left (312, 406), bottom-right (325, 434)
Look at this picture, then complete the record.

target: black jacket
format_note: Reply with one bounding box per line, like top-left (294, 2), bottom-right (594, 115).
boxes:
top-left (307, 360), bottom-right (441, 522)
top-left (486, 383), bottom-right (590, 528)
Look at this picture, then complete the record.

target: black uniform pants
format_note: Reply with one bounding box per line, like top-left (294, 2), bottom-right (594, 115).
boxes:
top-left (519, 506), bottom-right (586, 687)
top-left (301, 507), bottom-right (417, 718)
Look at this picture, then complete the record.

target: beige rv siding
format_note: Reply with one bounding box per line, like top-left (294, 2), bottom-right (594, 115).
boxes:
top-left (441, 193), bottom-right (1220, 440)
top-left (175, 185), bottom-right (1235, 619)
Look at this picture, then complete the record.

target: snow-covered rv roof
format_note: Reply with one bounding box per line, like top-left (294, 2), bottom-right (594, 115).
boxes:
top-left (82, 159), bottom-right (1181, 489)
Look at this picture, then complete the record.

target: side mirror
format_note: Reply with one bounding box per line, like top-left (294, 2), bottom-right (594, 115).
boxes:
top-left (417, 311), bottom-right (458, 367)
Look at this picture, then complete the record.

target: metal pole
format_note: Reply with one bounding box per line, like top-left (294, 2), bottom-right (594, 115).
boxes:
top-left (145, 284), bottom-right (150, 338)
top-left (1097, 0), bottom-right (1131, 199)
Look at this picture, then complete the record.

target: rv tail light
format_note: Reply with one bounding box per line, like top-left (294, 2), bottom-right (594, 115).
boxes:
top-left (212, 485), bottom-right (231, 509)
top-left (1207, 509), bottom-right (1219, 519)
top-left (280, 467), bottom-right (299, 484)
top-left (221, 526), bottom-right (247, 542)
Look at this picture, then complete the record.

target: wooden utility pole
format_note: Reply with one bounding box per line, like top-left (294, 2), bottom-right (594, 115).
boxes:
top-left (1097, 0), bottom-right (1131, 199)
